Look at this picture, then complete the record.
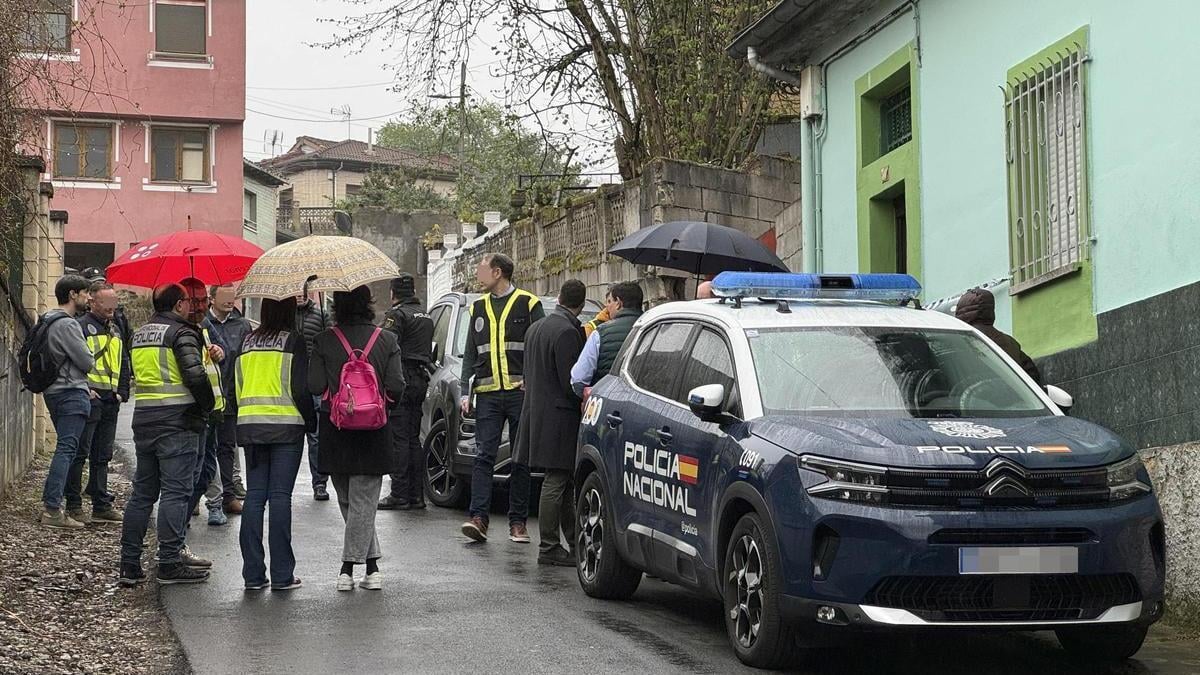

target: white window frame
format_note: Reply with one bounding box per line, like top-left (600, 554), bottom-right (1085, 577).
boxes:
top-left (142, 122), bottom-right (218, 192)
top-left (20, 0), bottom-right (80, 61)
top-left (148, 0), bottom-right (213, 68)
top-left (46, 118), bottom-right (121, 188)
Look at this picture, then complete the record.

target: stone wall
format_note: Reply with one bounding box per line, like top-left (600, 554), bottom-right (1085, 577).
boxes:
top-left (440, 157), bottom-right (800, 303)
top-left (349, 207), bottom-right (459, 305)
top-left (1143, 443), bottom-right (1200, 625)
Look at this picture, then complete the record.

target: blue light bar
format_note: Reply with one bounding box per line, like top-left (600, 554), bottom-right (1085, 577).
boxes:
top-left (711, 272), bottom-right (922, 302)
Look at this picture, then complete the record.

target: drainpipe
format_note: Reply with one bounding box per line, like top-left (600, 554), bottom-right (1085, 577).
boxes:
top-left (747, 47), bottom-right (818, 272)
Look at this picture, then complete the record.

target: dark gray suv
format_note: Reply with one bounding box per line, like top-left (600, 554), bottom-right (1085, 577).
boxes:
top-left (420, 292), bottom-right (601, 507)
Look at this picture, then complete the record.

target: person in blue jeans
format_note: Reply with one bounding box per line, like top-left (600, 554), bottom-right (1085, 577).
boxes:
top-left (40, 275), bottom-right (95, 530)
top-left (236, 297), bottom-right (316, 590)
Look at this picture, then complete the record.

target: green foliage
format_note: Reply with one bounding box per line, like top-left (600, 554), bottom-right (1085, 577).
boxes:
top-left (337, 169), bottom-right (455, 212)
top-left (376, 101), bottom-right (578, 220)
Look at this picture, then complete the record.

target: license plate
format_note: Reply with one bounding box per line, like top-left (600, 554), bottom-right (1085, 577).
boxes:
top-left (958, 546), bottom-right (1078, 575)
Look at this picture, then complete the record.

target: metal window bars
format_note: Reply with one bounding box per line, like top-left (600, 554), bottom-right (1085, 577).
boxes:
top-left (1003, 45), bottom-right (1088, 293)
top-left (882, 87), bottom-right (913, 153)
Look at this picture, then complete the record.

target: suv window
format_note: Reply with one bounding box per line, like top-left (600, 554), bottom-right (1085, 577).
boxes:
top-left (679, 328), bottom-right (740, 415)
top-left (627, 322), bottom-right (694, 401)
top-left (453, 306), bottom-right (470, 357)
top-left (430, 305), bottom-right (451, 364)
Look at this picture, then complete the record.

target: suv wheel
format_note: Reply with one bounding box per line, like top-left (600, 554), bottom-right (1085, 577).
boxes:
top-left (576, 472), bottom-right (641, 599)
top-left (1055, 623), bottom-right (1149, 664)
top-left (424, 419), bottom-right (466, 508)
top-left (723, 512), bottom-right (800, 669)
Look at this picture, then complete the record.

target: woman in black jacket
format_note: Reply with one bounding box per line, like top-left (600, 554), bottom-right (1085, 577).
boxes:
top-left (307, 285), bottom-right (404, 591)
top-left (235, 297), bottom-right (317, 591)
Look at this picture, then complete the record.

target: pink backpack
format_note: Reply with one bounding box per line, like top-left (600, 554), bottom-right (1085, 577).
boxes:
top-left (328, 327), bottom-right (388, 431)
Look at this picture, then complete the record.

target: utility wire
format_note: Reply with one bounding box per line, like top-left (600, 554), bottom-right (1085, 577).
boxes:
top-left (245, 107), bottom-right (408, 123)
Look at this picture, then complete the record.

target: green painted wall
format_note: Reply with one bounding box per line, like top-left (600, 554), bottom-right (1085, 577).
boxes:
top-left (812, 0), bottom-right (1200, 356)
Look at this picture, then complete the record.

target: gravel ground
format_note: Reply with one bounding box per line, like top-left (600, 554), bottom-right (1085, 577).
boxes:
top-left (0, 449), bottom-right (189, 675)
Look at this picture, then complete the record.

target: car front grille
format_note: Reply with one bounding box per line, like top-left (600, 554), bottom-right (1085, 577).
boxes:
top-left (865, 574), bottom-right (1141, 622)
top-left (928, 528), bottom-right (1096, 545)
top-left (884, 461), bottom-right (1113, 508)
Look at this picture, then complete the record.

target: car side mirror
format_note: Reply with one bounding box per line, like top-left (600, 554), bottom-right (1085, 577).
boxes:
top-left (689, 384), bottom-right (733, 424)
top-left (1046, 385), bottom-right (1074, 414)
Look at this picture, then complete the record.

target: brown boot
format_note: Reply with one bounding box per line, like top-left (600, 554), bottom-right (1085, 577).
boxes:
top-left (461, 516), bottom-right (488, 542)
top-left (223, 499), bottom-right (243, 515)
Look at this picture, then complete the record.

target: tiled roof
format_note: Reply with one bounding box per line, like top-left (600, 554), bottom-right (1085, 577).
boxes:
top-left (261, 137), bottom-right (456, 176)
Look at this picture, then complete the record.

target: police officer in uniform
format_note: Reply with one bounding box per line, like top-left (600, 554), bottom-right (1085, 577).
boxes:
top-left (119, 282), bottom-right (216, 587)
top-left (458, 253), bottom-right (545, 543)
top-left (64, 281), bottom-right (130, 524)
top-left (378, 274), bottom-right (435, 511)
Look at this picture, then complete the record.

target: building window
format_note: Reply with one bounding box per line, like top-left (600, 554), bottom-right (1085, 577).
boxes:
top-left (53, 122), bottom-right (113, 180)
top-left (155, 0), bottom-right (207, 57)
top-left (345, 183), bottom-right (362, 197)
top-left (1003, 35), bottom-right (1089, 292)
top-left (151, 126), bottom-right (209, 183)
top-left (881, 87), bottom-right (912, 153)
top-left (22, 0), bottom-right (72, 52)
top-left (65, 242), bottom-right (117, 273)
top-left (243, 189), bottom-right (258, 232)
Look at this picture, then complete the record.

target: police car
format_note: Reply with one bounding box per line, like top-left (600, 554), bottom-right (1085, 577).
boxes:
top-left (573, 272), bottom-right (1164, 669)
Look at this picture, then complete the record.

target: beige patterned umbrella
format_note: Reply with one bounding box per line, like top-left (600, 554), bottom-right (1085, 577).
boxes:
top-left (235, 236), bottom-right (399, 300)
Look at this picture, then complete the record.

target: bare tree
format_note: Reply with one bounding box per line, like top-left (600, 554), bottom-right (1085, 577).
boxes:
top-left (326, 0), bottom-right (779, 178)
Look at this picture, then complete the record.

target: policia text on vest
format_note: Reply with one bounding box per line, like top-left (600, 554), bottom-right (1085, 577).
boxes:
top-left (131, 314), bottom-right (216, 432)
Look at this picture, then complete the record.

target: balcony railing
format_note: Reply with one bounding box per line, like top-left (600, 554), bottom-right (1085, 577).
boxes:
top-left (276, 206), bottom-right (342, 236)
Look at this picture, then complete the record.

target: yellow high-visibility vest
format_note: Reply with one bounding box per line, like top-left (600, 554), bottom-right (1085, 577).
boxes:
top-left (132, 321), bottom-right (194, 409)
top-left (86, 330), bottom-right (122, 392)
top-left (201, 327), bottom-right (226, 413)
top-left (469, 289), bottom-right (540, 393)
top-left (235, 331), bottom-right (302, 428)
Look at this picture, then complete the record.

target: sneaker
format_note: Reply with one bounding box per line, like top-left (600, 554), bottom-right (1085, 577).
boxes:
top-left (537, 546), bottom-right (576, 567)
top-left (377, 495), bottom-right (409, 510)
top-left (207, 506), bottom-right (228, 527)
top-left (118, 564), bottom-right (147, 587)
top-left (92, 507), bottom-right (124, 523)
top-left (180, 546), bottom-right (213, 569)
top-left (461, 516), bottom-right (488, 542)
top-left (509, 522), bottom-right (531, 544)
top-left (244, 580), bottom-right (270, 591)
top-left (272, 577), bottom-right (302, 591)
top-left (41, 509), bottom-right (84, 530)
top-left (336, 574), bottom-right (355, 592)
top-left (233, 480), bottom-right (247, 500)
top-left (360, 572), bottom-right (383, 591)
top-left (66, 508), bottom-right (92, 525)
top-left (157, 562), bottom-right (209, 585)
top-left (314, 484), bottom-right (330, 501)
top-left (223, 499), bottom-right (243, 515)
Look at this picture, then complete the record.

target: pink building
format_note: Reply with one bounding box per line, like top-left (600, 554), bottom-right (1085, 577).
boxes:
top-left (23, 0), bottom-right (246, 272)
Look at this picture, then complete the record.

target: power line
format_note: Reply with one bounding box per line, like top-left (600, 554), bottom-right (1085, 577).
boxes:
top-left (247, 95), bottom-right (345, 118)
top-left (247, 80), bottom-right (396, 92)
top-left (246, 107), bottom-right (408, 123)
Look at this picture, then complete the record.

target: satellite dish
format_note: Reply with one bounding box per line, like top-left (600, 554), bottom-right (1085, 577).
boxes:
top-left (333, 210), bottom-right (353, 234)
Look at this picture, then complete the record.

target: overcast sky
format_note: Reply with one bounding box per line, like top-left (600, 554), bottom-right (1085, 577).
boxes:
top-left (244, 0), bottom-right (617, 172)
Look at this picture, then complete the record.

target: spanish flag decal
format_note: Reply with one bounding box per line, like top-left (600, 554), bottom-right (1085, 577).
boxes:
top-left (678, 455), bottom-right (699, 485)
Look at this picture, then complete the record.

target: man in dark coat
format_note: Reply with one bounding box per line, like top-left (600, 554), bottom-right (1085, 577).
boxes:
top-left (513, 280), bottom-right (588, 566)
top-left (379, 274), bottom-right (435, 510)
top-left (296, 294), bottom-right (332, 500)
top-left (955, 287), bottom-right (1043, 386)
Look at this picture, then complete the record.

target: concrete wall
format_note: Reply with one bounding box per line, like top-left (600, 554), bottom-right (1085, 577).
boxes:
top-left (350, 208), bottom-right (459, 305)
top-left (1143, 444), bottom-right (1200, 625)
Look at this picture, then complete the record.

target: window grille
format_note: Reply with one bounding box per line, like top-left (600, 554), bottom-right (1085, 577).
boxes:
top-left (881, 87), bottom-right (912, 153)
top-left (1004, 44), bottom-right (1088, 292)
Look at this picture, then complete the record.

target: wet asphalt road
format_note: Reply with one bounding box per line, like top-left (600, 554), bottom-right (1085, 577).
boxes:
top-left (116, 414), bottom-right (1199, 674)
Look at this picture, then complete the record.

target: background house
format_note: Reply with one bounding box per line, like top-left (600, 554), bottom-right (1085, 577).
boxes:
top-left (24, 0), bottom-right (247, 271)
top-left (261, 136), bottom-right (457, 211)
top-left (242, 159), bottom-right (286, 251)
top-left (730, 0), bottom-right (1200, 621)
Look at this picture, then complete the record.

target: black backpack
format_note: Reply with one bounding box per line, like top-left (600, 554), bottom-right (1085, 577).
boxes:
top-left (19, 312), bottom-right (68, 393)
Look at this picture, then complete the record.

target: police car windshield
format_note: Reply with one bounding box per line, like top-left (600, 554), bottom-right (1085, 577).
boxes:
top-left (748, 326), bottom-right (1051, 418)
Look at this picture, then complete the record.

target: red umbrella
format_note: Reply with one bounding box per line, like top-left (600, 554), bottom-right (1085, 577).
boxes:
top-left (106, 230), bottom-right (264, 288)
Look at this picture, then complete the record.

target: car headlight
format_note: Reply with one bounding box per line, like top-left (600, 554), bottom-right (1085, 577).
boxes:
top-left (1107, 455), bottom-right (1152, 501)
top-left (799, 456), bottom-right (889, 504)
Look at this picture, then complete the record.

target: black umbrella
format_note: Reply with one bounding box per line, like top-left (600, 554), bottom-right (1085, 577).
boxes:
top-left (607, 221), bottom-right (788, 276)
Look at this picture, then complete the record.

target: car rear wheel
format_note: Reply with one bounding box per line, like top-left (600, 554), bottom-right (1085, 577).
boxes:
top-left (723, 513), bottom-right (800, 669)
top-left (576, 472), bottom-right (641, 600)
top-left (1055, 623), bottom-right (1149, 664)
top-left (423, 419), bottom-right (466, 508)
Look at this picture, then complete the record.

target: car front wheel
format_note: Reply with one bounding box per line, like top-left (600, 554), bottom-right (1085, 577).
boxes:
top-left (576, 472), bottom-right (641, 600)
top-left (1055, 623), bottom-right (1149, 664)
top-left (423, 419), bottom-right (466, 508)
top-left (723, 512), bottom-right (800, 669)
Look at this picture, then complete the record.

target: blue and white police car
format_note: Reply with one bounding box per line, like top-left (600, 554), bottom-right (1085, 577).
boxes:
top-left (573, 272), bottom-right (1164, 669)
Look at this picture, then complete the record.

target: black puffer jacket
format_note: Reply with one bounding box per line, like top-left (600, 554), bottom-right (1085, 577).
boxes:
top-left (295, 300), bottom-right (330, 356)
top-left (955, 288), bottom-right (1043, 386)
